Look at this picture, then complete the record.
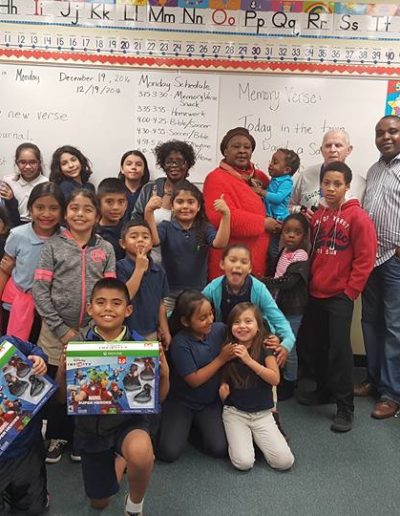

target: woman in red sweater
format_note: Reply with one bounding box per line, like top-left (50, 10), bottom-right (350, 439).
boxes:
top-left (204, 127), bottom-right (280, 279)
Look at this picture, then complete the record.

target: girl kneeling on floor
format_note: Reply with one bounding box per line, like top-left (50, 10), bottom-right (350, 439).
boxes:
top-left (220, 302), bottom-right (294, 471)
top-left (157, 290), bottom-right (236, 462)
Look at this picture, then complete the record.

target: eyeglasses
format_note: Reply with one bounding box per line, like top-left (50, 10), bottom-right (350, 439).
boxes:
top-left (17, 160), bottom-right (40, 168)
top-left (164, 159), bottom-right (186, 168)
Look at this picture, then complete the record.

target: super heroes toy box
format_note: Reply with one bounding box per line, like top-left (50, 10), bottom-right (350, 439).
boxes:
top-left (0, 339), bottom-right (57, 456)
top-left (66, 341), bottom-right (159, 415)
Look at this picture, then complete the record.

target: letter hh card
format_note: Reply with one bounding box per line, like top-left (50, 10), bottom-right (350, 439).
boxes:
top-left (66, 341), bottom-right (160, 415)
top-left (0, 338), bottom-right (57, 455)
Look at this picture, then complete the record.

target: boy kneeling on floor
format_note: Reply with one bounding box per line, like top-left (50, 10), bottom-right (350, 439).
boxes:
top-left (73, 278), bottom-right (169, 515)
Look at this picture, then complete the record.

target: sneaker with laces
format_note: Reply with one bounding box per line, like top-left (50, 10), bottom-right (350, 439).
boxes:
top-left (331, 408), bottom-right (354, 433)
top-left (46, 439), bottom-right (67, 464)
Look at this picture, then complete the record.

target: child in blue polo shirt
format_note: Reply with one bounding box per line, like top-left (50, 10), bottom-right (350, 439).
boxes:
top-left (156, 290), bottom-right (236, 463)
top-left (97, 178), bottom-right (128, 261)
top-left (144, 180), bottom-right (230, 311)
top-left (117, 220), bottom-right (171, 348)
top-left (74, 278), bottom-right (170, 515)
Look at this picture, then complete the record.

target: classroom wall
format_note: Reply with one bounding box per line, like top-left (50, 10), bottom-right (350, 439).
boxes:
top-left (0, 62), bottom-right (386, 199)
top-left (1, 58), bottom-right (380, 354)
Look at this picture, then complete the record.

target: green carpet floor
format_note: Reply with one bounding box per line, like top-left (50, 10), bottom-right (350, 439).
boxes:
top-left (34, 373), bottom-right (400, 515)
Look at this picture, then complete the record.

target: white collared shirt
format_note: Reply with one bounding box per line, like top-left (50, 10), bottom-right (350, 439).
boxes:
top-left (3, 173), bottom-right (49, 221)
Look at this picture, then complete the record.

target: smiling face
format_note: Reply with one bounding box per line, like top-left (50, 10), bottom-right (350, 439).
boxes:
top-left (183, 299), bottom-right (214, 340)
top-left (120, 225), bottom-right (152, 258)
top-left (321, 170), bottom-right (349, 209)
top-left (30, 195), bottom-right (62, 237)
top-left (16, 148), bottom-right (41, 182)
top-left (87, 287), bottom-right (132, 336)
top-left (321, 132), bottom-right (352, 165)
top-left (163, 151), bottom-right (189, 183)
top-left (375, 117), bottom-right (400, 162)
top-left (220, 247), bottom-right (252, 293)
top-left (223, 135), bottom-right (253, 170)
top-left (120, 154), bottom-right (145, 184)
top-left (59, 152), bottom-right (83, 182)
top-left (65, 193), bottom-right (98, 235)
top-left (172, 190), bottom-right (200, 226)
top-left (231, 308), bottom-right (259, 346)
top-left (100, 193), bottom-right (128, 225)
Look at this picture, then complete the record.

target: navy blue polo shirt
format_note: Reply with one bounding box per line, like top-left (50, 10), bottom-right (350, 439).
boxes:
top-left (97, 221), bottom-right (124, 261)
top-left (157, 220), bottom-right (216, 292)
top-left (123, 187), bottom-right (142, 223)
top-left (220, 276), bottom-right (252, 324)
top-left (170, 322), bottom-right (226, 410)
top-left (224, 348), bottom-right (274, 412)
top-left (116, 256), bottom-right (169, 335)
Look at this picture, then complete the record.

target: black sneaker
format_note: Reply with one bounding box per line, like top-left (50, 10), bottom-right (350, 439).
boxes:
top-left (296, 389), bottom-right (335, 406)
top-left (70, 448), bottom-right (82, 463)
top-left (46, 439), bottom-right (67, 464)
top-left (331, 408), bottom-right (354, 433)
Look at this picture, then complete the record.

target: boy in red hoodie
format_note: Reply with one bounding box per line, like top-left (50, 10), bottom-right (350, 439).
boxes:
top-left (298, 161), bottom-right (376, 432)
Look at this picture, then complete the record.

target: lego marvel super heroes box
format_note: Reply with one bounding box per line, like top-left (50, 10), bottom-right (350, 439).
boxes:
top-left (0, 339), bottom-right (57, 456)
top-left (66, 341), bottom-right (159, 415)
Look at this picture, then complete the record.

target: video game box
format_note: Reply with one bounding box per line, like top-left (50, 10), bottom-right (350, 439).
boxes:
top-left (66, 341), bottom-right (160, 415)
top-left (0, 339), bottom-right (57, 455)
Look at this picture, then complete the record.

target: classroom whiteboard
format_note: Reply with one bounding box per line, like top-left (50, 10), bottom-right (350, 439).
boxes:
top-left (0, 62), bottom-right (387, 191)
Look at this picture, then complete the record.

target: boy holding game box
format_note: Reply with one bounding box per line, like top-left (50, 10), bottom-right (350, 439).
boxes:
top-left (0, 335), bottom-right (49, 515)
top-left (74, 278), bottom-right (170, 515)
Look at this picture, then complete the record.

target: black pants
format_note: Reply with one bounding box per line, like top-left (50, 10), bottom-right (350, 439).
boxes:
top-left (43, 364), bottom-right (74, 443)
top-left (267, 233), bottom-right (280, 277)
top-left (0, 438), bottom-right (47, 515)
top-left (308, 295), bottom-right (354, 411)
top-left (156, 397), bottom-right (227, 462)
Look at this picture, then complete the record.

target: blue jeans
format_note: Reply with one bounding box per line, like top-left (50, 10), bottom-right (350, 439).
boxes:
top-left (283, 315), bottom-right (302, 382)
top-left (362, 255), bottom-right (400, 404)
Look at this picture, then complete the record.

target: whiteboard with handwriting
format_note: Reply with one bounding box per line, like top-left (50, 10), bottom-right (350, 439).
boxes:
top-left (0, 62), bottom-right (387, 190)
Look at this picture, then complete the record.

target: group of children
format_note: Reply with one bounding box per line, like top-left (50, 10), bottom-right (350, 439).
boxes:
top-left (0, 140), bottom-right (377, 515)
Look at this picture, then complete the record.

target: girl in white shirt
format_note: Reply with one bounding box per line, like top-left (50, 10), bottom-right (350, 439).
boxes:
top-left (0, 143), bottom-right (48, 224)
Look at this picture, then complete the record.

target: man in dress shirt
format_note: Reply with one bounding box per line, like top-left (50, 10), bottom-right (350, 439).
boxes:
top-left (356, 115), bottom-right (400, 419)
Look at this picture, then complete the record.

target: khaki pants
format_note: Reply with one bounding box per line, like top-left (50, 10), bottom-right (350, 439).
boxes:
top-left (222, 405), bottom-right (294, 471)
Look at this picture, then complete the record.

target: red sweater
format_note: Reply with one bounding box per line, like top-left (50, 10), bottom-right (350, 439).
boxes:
top-left (203, 166), bottom-right (270, 279)
top-left (310, 199), bottom-right (377, 300)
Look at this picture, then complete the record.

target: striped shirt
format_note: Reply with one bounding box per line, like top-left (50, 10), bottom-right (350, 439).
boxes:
top-left (275, 248), bottom-right (308, 278)
top-left (363, 154), bottom-right (400, 266)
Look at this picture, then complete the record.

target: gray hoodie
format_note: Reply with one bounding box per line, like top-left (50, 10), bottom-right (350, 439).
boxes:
top-left (32, 229), bottom-right (115, 339)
